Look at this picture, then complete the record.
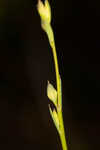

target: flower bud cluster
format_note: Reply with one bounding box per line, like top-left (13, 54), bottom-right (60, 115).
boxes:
top-left (37, 0), bottom-right (51, 24)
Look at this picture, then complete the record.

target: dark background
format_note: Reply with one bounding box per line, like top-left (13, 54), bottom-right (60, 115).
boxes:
top-left (0, 0), bottom-right (100, 150)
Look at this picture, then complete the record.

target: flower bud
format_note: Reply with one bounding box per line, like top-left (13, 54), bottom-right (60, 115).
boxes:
top-left (37, 0), bottom-right (51, 24)
top-left (49, 106), bottom-right (60, 132)
top-left (47, 81), bottom-right (57, 106)
top-left (52, 109), bottom-right (59, 128)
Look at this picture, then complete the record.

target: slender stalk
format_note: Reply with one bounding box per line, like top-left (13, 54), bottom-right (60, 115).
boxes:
top-left (59, 111), bottom-right (68, 150)
top-left (51, 37), bottom-right (68, 150)
top-left (50, 42), bottom-right (60, 105)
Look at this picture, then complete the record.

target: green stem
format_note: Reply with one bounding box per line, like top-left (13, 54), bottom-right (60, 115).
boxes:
top-left (59, 111), bottom-right (68, 150)
top-left (50, 29), bottom-right (68, 150)
top-left (51, 42), bottom-right (60, 105)
top-left (37, 0), bottom-right (68, 149)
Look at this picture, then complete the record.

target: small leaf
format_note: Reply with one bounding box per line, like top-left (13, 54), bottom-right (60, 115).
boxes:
top-left (52, 109), bottom-right (59, 129)
top-left (47, 81), bottom-right (57, 107)
top-left (49, 105), bottom-right (59, 132)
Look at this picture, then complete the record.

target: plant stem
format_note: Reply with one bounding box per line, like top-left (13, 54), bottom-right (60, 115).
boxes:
top-left (59, 111), bottom-right (68, 150)
top-left (50, 30), bottom-right (68, 150)
top-left (36, 1), bottom-right (68, 149)
top-left (50, 42), bottom-right (60, 104)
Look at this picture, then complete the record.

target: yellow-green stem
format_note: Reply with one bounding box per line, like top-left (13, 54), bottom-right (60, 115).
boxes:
top-left (50, 39), bottom-right (68, 150)
top-left (50, 42), bottom-right (60, 106)
top-left (59, 111), bottom-right (68, 150)
top-left (37, 0), bottom-right (68, 149)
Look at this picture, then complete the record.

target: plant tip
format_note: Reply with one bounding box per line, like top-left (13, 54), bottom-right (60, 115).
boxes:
top-left (37, 0), bottom-right (51, 24)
